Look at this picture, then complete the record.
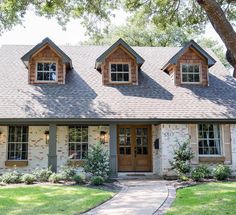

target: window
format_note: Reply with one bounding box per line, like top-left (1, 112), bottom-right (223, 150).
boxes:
top-left (110, 63), bottom-right (130, 82)
top-left (68, 126), bottom-right (88, 160)
top-left (8, 126), bottom-right (28, 160)
top-left (36, 62), bottom-right (57, 81)
top-left (198, 124), bottom-right (221, 155)
top-left (182, 64), bottom-right (200, 83)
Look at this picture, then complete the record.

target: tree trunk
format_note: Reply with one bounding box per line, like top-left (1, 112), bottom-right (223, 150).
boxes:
top-left (197, 0), bottom-right (236, 77)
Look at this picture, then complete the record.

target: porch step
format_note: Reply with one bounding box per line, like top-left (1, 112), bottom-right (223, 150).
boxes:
top-left (117, 172), bottom-right (161, 180)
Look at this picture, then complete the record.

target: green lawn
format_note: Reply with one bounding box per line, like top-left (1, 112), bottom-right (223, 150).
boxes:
top-left (0, 185), bottom-right (115, 215)
top-left (167, 182), bottom-right (236, 215)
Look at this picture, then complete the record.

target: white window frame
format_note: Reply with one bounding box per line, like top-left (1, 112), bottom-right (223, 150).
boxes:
top-left (7, 126), bottom-right (29, 161)
top-left (181, 63), bottom-right (201, 84)
top-left (35, 61), bottom-right (58, 83)
top-left (68, 126), bottom-right (88, 160)
top-left (198, 123), bottom-right (222, 157)
top-left (109, 62), bottom-right (131, 83)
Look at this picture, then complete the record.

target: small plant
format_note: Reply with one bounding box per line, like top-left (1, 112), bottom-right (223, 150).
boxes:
top-left (33, 168), bottom-right (52, 182)
top-left (169, 140), bottom-right (194, 179)
top-left (21, 174), bottom-right (36, 184)
top-left (60, 166), bottom-right (76, 181)
top-left (83, 142), bottom-right (110, 179)
top-left (213, 165), bottom-right (231, 180)
top-left (1, 171), bottom-right (21, 184)
top-left (49, 173), bottom-right (62, 183)
top-left (91, 176), bottom-right (104, 186)
top-left (191, 169), bottom-right (205, 181)
top-left (73, 174), bottom-right (84, 184)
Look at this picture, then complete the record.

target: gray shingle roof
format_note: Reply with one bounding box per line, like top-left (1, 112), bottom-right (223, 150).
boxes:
top-left (0, 44), bottom-right (236, 121)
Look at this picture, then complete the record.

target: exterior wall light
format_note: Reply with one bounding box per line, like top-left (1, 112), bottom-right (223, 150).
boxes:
top-left (100, 130), bottom-right (108, 144)
top-left (44, 130), bottom-right (49, 144)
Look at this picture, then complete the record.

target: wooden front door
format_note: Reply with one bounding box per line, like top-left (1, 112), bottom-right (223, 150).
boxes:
top-left (118, 125), bottom-right (152, 172)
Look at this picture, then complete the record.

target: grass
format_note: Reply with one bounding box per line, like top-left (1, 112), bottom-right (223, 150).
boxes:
top-left (0, 185), bottom-right (115, 215)
top-left (166, 182), bottom-right (236, 215)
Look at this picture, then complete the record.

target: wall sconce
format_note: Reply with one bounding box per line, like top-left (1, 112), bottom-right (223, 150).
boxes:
top-left (44, 130), bottom-right (49, 144)
top-left (0, 130), bottom-right (2, 136)
top-left (100, 130), bottom-right (108, 144)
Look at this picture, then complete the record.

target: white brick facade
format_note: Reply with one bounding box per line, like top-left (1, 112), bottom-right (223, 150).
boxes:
top-left (231, 124), bottom-right (236, 176)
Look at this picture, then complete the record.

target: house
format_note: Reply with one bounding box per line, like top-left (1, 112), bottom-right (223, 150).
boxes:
top-left (0, 37), bottom-right (236, 177)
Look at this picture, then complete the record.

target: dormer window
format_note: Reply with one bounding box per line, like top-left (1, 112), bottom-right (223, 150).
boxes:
top-left (36, 62), bottom-right (57, 82)
top-left (110, 63), bottom-right (130, 82)
top-left (181, 64), bottom-right (200, 83)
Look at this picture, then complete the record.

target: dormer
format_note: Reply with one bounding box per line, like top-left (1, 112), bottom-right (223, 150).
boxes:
top-left (95, 38), bottom-right (144, 85)
top-left (21, 37), bottom-right (72, 84)
top-left (162, 40), bottom-right (216, 87)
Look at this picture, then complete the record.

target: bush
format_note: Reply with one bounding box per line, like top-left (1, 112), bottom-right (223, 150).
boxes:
top-left (21, 174), bottom-right (36, 184)
top-left (83, 142), bottom-right (110, 179)
top-left (91, 176), bottom-right (104, 186)
top-left (1, 171), bottom-right (21, 184)
top-left (191, 165), bottom-right (212, 181)
top-left (73, 174), bottom-right (84, 184)
top-left (49, 173), bottom-right (63, 183)
top-left (169, 141), bottom-right (194, 179)
top-left (213, 165), bottom-right (232, 180)
top-left (60, 166), bottom-right (76, 181)
top-left (33, 168), bottom-right (52, 182)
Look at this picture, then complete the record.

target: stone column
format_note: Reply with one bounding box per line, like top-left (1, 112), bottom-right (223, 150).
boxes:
top-left (48, 124), bottom-right (57, 172)
top-left (109, 123), bottom-right (117, 177)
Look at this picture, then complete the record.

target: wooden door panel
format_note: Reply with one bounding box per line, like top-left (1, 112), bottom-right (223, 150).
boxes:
top-left (118, 125), bottom-right (152, 172)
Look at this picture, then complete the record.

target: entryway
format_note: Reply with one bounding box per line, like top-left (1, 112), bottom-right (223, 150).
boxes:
top-left (117, 125), bottom-right (152, 172)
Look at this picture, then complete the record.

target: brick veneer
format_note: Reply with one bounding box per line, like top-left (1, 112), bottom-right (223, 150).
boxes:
top-left (28, 45), bottom-right (65, 84)
top-left (101, 46), bottom-right (138, 85)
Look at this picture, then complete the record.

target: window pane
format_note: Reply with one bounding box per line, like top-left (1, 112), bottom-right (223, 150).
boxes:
top-left (194, 74), bottom-right (200, 82)
top-left (124, 73), bottom-right (129, 82)
top-left (126, 147), bottom-right (131, 155)
top-left (188, 74), bottom-right (194, 82)
top-left (44, 63), bottom-right (50, 71)
top-left (182, 65), bottom-right (187, 73)
top-left (50, 63), bottom-right (56, 71)
top-left (120, 147), bottom-right (125, 154)
top-left (189, 65), bottom-right (193, 73)
top-left (117, 73), bottom-right (123, 81)
top-left (50, 72), bottom-right (56, 81)
top-left (111, 73), bottom-right (116, 81)
top-left (123, 64), bottom-right (129, 72)
top-left (117, 64), bottom-right (122, 72)
top-left (111, 64), bottom-right (116, 72)
top-left (182, 74), bottom-right (188, 82)
top-left (37, 72), bottom-right (43, 81)
top-left (194, 65), bottom-right (199, 73)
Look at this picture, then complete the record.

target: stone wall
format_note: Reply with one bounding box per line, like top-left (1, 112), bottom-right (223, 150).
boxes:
top-left (231, 124), bottom-right (236, 176)
top-left (152, 125), bottom-right (162, 175)
top-left (0, 125), bottom-right (110, 173)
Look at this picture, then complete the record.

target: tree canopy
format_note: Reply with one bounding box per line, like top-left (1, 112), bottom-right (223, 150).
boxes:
top-left (0, 0), bottom-right (236, 76)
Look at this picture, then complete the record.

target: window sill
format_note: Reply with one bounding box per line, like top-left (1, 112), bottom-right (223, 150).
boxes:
top-left (5, 160), bottom-right (28, 167)
top-left (199, 156), bottom-right (225, 163)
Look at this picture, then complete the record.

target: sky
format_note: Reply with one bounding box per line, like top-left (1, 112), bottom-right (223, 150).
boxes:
top-left (0, 10), bottom-right (224, 47)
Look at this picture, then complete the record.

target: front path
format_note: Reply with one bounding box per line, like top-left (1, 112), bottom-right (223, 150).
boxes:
top-left (84, 179), bottom-right (172, 215)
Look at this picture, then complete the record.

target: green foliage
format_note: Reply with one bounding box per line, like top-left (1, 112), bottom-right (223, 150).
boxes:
top-left (33, 168), bottom-right (52, 182)
top-left (213, 165), bottom-right (232, 180)
top-left (91, 176), bottom-right (104, 186)
top-left (170, 141), bottom-right (194, 178)
top-left (59, 166), bottom-right (76, 181)
top-left (48, 173), bottom-right (63, 183)
top-left (83, 142), bottom-right (110, 179)
top-left (191, 165), bottom-right (212, 181)
top-left (1, 171), bottom-right (21, 184)
top-left (73, 174), bottom-right (85, 184)
top-left (21, 173), bottom-right (36, 184)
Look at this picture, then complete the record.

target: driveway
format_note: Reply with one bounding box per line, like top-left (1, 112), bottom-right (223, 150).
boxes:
top-left (83, 179), bottom-right (174, 215)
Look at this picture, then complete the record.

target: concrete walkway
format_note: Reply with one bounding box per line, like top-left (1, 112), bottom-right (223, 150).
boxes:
top-left (84, 180), bottom-right (172, 215)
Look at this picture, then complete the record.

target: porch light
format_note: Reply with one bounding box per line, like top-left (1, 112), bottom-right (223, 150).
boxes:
top-left (44, 130), bottom-right (49, 144)
top-left (100, 130), bottom-right (108, 144)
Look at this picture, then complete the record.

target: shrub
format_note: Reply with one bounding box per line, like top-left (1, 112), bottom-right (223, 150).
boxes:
top-left (33, 168), bottom-right (52, 182)
top-left (49, 173), bottom-right (63, 183)
top-left (73, 174), bottom-right (84, 184)
top-left (60, 166), bottom-right (76, 181)
top-left (1, 171), bottom-right (21, 184)
top-left (21, 174), bottom-right (36, 184)
top-left (213, 165), bottom-right (232, 180)
top-left (83, 142), bottom-right (110, 179)
top-left (91, 176), bottom-right (104, 186)
top-left (191, 169), bottom-right (205, 181)
top-left (169, 141), bottom-right (194, 179)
